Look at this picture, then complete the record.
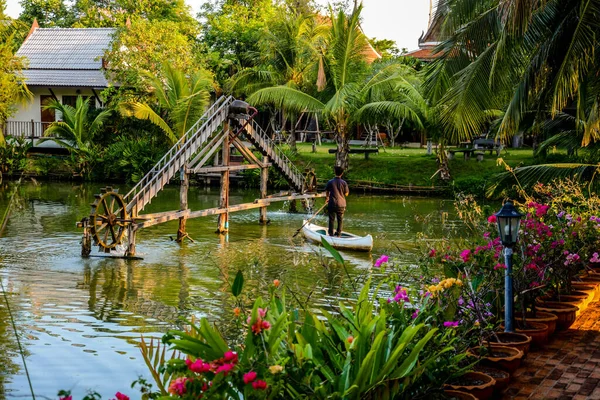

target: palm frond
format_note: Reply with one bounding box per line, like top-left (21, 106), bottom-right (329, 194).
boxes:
top-left (248, 86), bottom-right (325, 114)
top-left (119, 102), bottom-right (177, 144)
top-left (487, 163), bottom-right (600, 197)
top-left (355, 101), bottom-right (424, 130)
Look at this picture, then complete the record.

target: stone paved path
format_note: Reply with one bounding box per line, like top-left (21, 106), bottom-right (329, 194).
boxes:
top-left (502, 301), bottom-right (600, 399)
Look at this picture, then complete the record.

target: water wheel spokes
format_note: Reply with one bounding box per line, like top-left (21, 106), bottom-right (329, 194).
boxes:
top-left (90, 188), bottom-right (128, 251)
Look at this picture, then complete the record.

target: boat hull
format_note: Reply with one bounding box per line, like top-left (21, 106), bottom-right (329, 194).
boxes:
top-left (301, 221), bottom-right (373, 252)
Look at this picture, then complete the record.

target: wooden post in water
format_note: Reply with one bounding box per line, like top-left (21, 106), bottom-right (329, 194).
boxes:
top-left (217, 123), bottom-right (230, 233)
top-left (259, 155), bottom-right (269, 224)
top-left (176, 166), bottom-right (189, 242)
top-left (126, 223), bottom-right (136, 257)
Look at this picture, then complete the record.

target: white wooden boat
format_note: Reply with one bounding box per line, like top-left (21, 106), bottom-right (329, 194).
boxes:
top-left (301, 220), bottom-right (373, 252)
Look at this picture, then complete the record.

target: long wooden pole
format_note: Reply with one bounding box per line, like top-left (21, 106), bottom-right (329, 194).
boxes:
top-left (176, 166), bottom-right (189, 242)
top-left (217, 122), bottom-right (230, 233)
top-left (293, 201), bottom-right (328, 237)
top-left (259, 155), bottom-right (269, 224)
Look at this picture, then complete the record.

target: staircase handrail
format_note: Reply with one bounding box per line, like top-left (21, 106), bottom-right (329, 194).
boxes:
top-left (248, 120), bottom-right (304, 189)
top-left (124, 96), bottom-right (233, 207)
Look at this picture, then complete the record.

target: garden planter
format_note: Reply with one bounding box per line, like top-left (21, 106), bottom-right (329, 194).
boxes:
top-left (538, 295), bottom-right (585, 315)
top-left (514, 311), bottom-right (558, 335)
top-left (474, 366), bottom-right (511, 392)
top-left (443, 390), bottom-right (478, 400)
top-left (557, 290), bottom-right (593, 307)
top-left (470, 345), bottom-right (523, 373)
top-left (536, 302), bottom-right (578, 330)
top-left (571, 282), bottom-right (598, 302)
top-left (444, 372), bottom-right (496, 400)
top-left (486, 332), bottom-right (532, 355)
top-left (501, 321), bottom-right (549, 348)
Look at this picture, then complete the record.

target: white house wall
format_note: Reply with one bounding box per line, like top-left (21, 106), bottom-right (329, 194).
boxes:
top-left (8, 87), bottom-right (103, 123)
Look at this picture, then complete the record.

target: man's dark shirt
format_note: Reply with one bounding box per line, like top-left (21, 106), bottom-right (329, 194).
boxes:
top-left (326, 177), bottom-right (349, 209)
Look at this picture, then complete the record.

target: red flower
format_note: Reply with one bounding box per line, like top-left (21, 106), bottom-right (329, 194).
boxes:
top-left (252, 380), bottom-right (268, 390)
top-left (215, 363), bottom-right (235, 375)
top-left (487, 215), bottom-right (497, 224)
top-left (223, 350), bottom-right (238, 364)
top-left (115, 393), bottom-right (130, 400)
top-left (243, 371), bottom-right (257, 384)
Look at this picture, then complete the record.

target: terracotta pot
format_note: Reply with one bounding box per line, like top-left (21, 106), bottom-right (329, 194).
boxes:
top-left (444, 372), bottom-right (496, 400)
top-left (571, 282), bottom-right (598, 302)
top-left (501, 321), bottom-right (549, 348)
top-left (538, 295), bottom-right (585, 315)
top-left (474, 366), bottom-right (511, 392)
top-left (536, 302), bottom-right (578, 330)
top-left (557, 290), bottom-right (592, 307)
top-left (470, 345), bottom-right (523, 373)
top-left (486, 332), bottom-right (532, 355)
top-left (514, 311), bottom-right (558, 335)
top-left (444, 390), bottom-right (478, 400)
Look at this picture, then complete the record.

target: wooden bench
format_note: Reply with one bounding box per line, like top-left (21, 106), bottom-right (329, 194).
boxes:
top-left (448, 148), bottom-right (476, 160)
top-left (328, 148), bottom-right (379, 160)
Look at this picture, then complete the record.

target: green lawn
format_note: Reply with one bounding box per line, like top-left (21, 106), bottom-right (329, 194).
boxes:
top-left (292, 143), bottom-right (539, 195)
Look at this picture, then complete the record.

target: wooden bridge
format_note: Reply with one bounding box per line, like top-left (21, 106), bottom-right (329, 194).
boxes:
top-left (78, 96), bottom-right (323, 257)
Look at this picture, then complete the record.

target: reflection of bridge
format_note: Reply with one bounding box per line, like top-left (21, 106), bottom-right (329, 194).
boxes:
top-left (79, 97), bottom-right (324, 258)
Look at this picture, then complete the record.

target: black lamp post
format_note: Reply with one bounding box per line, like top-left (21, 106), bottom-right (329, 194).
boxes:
top-left (494, 200), bottom-right (524, 332)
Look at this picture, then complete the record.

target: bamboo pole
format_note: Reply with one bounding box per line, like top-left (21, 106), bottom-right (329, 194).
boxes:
top-left (176, 166), bottom-right (189, 242)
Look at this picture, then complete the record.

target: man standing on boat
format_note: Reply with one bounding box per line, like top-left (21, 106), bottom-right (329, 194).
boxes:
top-left (325, 166), bottom-right (349, 237)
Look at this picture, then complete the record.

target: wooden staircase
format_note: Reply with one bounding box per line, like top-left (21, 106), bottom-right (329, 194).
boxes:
top-left (243, 120), bottom-right (305, 193)
top-left (124, 96), bottom-right (234, 215)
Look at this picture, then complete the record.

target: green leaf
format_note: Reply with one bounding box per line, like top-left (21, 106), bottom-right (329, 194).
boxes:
top-left (321, 236), bottom-right (345, 264)
top-left (231, 270), bottom-right (244, 297)
top-left (391, 327), bottom-right (438, 379)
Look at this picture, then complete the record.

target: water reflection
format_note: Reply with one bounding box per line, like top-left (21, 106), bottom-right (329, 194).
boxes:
top-left (0, 181), bottom-right (463, 398)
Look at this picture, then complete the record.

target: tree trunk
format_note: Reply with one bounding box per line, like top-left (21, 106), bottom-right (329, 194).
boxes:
top-left (335, 131), bottom-right (350, 170)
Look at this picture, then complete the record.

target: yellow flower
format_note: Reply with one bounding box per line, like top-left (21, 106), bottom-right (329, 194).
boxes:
top-left (269, 365), bottom-right (283, 374)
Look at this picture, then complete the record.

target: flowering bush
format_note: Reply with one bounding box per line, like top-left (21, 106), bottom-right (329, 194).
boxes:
top-left (133, 268), bottom-right (472, 400)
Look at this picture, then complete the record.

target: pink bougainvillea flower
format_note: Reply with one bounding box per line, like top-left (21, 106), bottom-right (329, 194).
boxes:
top-left (169, 377), bottom-right (189, 396)
top-left (494, 263), bottom-right (507, 270)
top-left (487, 215), bottom-right (497, 224)
top-left (59, 396), bottom-right (72, 400)
top-left (374, 254), bottom-right (389, 268)
top-left (429, 249), bottom-right (436, 257)
top-left (590, 253), bottom-right (600, 263)
top-left (114, 393), bottom-right (130, 400)
top-left (460, 249), bottom-right (471, 263)
top-left (243, 371), bottom-right (258, 384)
top-left (223, 350), bottom-right (238, 364)
top-left (252, 380), bottom-right (268, 390)
top-left (443, 321), bottom-right (460, 328)
top-left (186, 358), bottom-right (210, 374)
top-left (216, 363), bottom-right (235, 375)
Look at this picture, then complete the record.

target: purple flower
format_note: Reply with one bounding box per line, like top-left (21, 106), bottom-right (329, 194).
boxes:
top-left (374, 255), bottom-right (389, 268)
top-left (411, 310), bottom-right (419, 319)
top-left (443, 321), bottom-right (459, 328)
top-left (557, 211), bottom-right (565, 218)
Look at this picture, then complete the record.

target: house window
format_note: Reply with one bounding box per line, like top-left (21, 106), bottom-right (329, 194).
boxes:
top-left (62, 95), bottom-right (95, 109)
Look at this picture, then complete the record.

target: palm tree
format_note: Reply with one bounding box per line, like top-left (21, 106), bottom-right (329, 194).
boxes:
top-left (119, 64), bottom-right (214, 145)
top-left (228, 7), bottom-right (327, 150)
top-left (42, 96), bottom-right (111, 176)
top-left (424, 0), bottom-right (600, 187)
top-left (248, 5), bottom-right (377, 169)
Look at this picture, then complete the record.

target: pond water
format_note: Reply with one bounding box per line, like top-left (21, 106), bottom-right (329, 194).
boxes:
top-left (0, 181), bottom-right (463, 399)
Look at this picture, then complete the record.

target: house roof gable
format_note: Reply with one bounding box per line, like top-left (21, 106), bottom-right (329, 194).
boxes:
top-left (16, 27), bottom-right (116, 71)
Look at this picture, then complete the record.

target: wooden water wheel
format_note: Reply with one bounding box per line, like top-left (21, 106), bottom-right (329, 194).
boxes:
top-left (89, 187), bottom-right (128, 251)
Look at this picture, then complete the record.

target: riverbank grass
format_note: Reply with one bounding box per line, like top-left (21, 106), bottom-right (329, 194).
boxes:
top-left (293, 143), bottom-right (538, 194)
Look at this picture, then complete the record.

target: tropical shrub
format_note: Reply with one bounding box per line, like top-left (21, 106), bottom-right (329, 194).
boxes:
top-left (0, 137), bottom-right (30, 176)
top-left (102, 136), bottom-right (166, 183)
